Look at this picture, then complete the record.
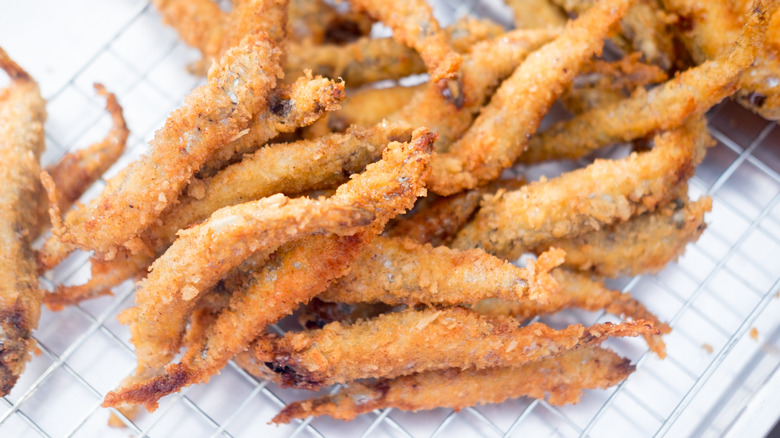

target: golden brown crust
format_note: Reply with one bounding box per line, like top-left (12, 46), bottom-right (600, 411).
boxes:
top-left (427, 0), bottom-right (632, 195)
top-left (473, 269), bottom-right (672, 357)
top-left (508, 0), bottom-right (568, 29)
top-left (451, 117), bottom-right (711, 260)
top-left (522, 1), bottom-right (773, 163)
top-left (535, 196), bottom-right (712, 278)
top-left (102, 130), bottom-right (435, 411)
top-left (262, 307), bottom-right (656, 389)
top-left (319, 237), bottom-right (563, 305)
top-left (270, 347), bottom-right (634, 423)
top-left (49, 30), bottom-right (284, 259)
top-left (347, 0), bottom-right (462, 82)
top-left (0, 47), bottom-right (46, 396)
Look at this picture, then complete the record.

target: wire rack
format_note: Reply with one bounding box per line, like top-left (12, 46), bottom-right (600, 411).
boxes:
top-left (1, 0), bottom-right (780, 436)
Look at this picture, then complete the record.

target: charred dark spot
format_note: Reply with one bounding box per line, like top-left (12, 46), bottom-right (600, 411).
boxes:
top-left (439, 78), bottom-right (464, 109)
top-left (313, 102), bottom-right (323, 114)
top-left (747, 92), bottom-right (767, 108)
top-left (1, 305), bottom-right (29, 336)
top-left (373, 380), bottom-right (391, 398)
top-left (324, 18), bottom-right (367, 45)
top-left (677, 15), bottom-right (695, 33)
top-left (265, 361), bottom-right (323, 390)
top-left (147, 366), bottom-right (189, 397)
top-left (304, 319), bottom-right (327, 330)
top-left (270, 97), bottom-right (292, 117)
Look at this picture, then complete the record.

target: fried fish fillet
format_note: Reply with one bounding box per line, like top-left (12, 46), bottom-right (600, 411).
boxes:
top-left (102, 129), bottom-right (435, 411)
top-left (268, 346), bottom-right (634, 423)
top-left (451, 117), bottom-right (711, 260)
top-left (261, 307), bottom-right (657, 390)
top-left (318, 237), bottom-right (564, 305)
top-left (521, 3), bottom-right (771, 163)
top-left (0, 47), bottom-right (46, 395)
top-left (427, 0), bottom-right (632, 195)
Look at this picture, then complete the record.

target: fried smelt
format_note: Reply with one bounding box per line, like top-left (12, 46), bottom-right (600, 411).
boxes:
top-left (451, 118), bottom-right (712, 260)
top-left (508, 0), bottom-right (567, 29)
top-left (347, 0), bottom-right (462, 82)
top-left (319, 237), bottom-right (564, 305)
top-left (269, 347), bottom-right (633, 423)
top-left (197, 74), bottom-right (346, 177)
top-left (521, 4), bottom-right (771, 163)
top-left (48, 31), bottom-right (284, 259)
top-left (103, 130), bottom-right (435, 411)
top-left (286, 17), bottom-right (502, 88)
top-left (124, 195), bottom-right (373, 373)
top-left (43, 84), bottom-right (128, 215)
top-left (427, 0), bottom-right (632, 195)
top-left (663, 0), bottom-right (780, 119)
top-left (561, 53), bottom-right (668, 114)
top-left (140, 29), bottom-right (559, 254)
top-left (473, 269), bottom-right (671, 357)
top-left (0, 47), bottom-right (46, 396)
top-left (535, 196), bottom-right (712, 278)
top-left (263, 307), bottom-right (657, 389)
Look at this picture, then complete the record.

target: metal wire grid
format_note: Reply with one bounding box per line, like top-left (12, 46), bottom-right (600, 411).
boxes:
top-left (1, 0), bottom-right (779, 436)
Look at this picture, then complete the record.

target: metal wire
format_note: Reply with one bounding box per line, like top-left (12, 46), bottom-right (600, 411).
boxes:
top-left (1, 0), bottom-right (780, 437)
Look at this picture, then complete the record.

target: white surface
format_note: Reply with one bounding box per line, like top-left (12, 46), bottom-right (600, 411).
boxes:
top-left (1, 1), bottom-right (780, 437)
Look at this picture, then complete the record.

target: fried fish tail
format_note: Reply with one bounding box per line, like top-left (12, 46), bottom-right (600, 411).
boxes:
top-left (270, 346), bottom-right (634, 423)
top-left (428, 0), bottom-right (632, 195)
top-left (472, 268), bottom-right (671, 357)
top-left (43, 84), bottom-right (128, 215)
top-left (0, 47), bottom-right (47, 396)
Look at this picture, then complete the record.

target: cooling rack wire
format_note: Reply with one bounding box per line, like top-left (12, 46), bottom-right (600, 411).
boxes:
top-left (1, 0), bottom-right (779, 436)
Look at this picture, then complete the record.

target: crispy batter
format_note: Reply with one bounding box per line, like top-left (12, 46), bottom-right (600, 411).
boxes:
top-left (42, 84), bottom-right (128, 216)
top-left (451, 117), bottom-right (712, 260)
top-left (285, 17), bottom-right (503, 87)
top-left (122, 194), bottom-right (373, 374)
top-left (0, 47), bottom-right (46, 396)
top-left (134, 28), bottom-right (558, 256)
top-left (270, 347), bottom-right (634, 423)
top-left (427, 0), bottom-right (632, 195)
top-left (552, 0), bottom-right (682, 71)
top-left (48, 30), bottom-right (284, 259)
top-left (508, 0), bottom-right (567, 29)
top-left (473, 269), bottom-right (671, 357)
top-left (347, 0), bottom-right (462, 82)
top-left (384, 179), bottom-right (526, 246)
top-left (304, 84), bottom-right (424, 138)
top-left (196, 74), bottom-right (346, 177)
top-left (522, 4), bottom-right (770, 163)
top-left (102, 130), bottom-right (435, 411)
top-left (562, 53), bottom-right (668, 114)
top-left (262, 306), bottom-right (657, 389)
top-left (535, 196), bottom-right (712, 278)
top-left (319, 237), bottom-right (564, 305)
top-left (289, 0), bottom-right (373, 45)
